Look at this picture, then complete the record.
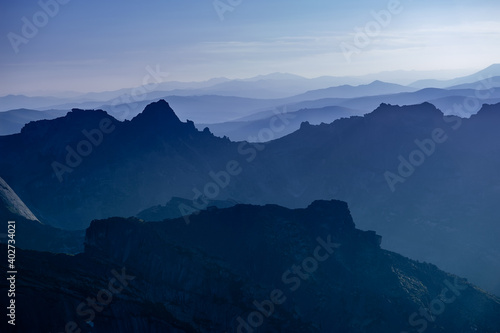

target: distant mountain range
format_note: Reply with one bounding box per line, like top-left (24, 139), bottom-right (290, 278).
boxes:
top-left (286, 80), bottom-right (418, 101)
top-left (197, 105), bottom-right (363, 142)
top-left (200, 85), bottom-right (500, 141)
top-left (0, 108), bottom-right (69, 136)
top-left (1, 99), bottom-right (500, 297)
top-left (1, 63), bottom-right (498, 114)
top-left (1, 71), bottom-right (500, 138)
top-left (410, 64), bottom-right (500, 88)
top-left (2, 200), bottom-right (499, 332)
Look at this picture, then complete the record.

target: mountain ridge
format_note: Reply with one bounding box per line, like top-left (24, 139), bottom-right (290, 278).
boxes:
top-left (2, 100), bottom-right (500, 296)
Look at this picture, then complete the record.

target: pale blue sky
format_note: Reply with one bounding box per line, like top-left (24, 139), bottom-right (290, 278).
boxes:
top-left (0, 0), bottom-right (499, 95)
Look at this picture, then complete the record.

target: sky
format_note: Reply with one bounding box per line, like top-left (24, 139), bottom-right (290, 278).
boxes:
top-left (0, 0), bottom-right (499, 95)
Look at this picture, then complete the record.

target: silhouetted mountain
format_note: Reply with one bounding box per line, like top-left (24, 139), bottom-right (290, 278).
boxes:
top-left (2, 100), bottom-right (500, 296)
top-left (256, 102), bottom-right (500, 295)
top-left (7, 72), bottom-right (496, 133)
top-left (232, 86), bottom-right (500, 123)
top-left (185, 69), bottom-right (491, 98)
top-left (198, 105), bottom-right (363, 141)
top-left (3, 64), bottom-right (496, 114)
top-left (0, 108), bottom-right (69, 135)
top-left (2, 200), bottom-right (499, 332)
top-left (333, 87), bottom-right (500, 115)
top-left (99, 83), bottom-right (493, 122)
top-left (98, 95), bottom-right (287, 122)
top-left (0, 100), bottom-right (236, 229)
top-left (427, 95), bottom-right (500, 117)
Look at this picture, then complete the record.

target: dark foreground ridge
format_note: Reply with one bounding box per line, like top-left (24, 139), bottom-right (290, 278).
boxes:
top-left (1, 200), bottom-right (499, 332)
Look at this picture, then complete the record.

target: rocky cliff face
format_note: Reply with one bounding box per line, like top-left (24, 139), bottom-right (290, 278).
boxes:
top-left (2, 201), bottom-right (499, 333)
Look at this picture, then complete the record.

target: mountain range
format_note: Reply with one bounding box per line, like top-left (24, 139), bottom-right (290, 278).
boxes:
top-left (410, 64), bottom-right (500, 88)
top-left (1, 99), bottom-right (500, 299)
top-left (1, 65), bottom-right (499, 134)
top-left (1, 79), bottom-right (500, 139)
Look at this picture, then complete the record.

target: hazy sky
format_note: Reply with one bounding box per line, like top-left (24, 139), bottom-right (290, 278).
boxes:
top-left (0, 0), bottom-right (499, 95)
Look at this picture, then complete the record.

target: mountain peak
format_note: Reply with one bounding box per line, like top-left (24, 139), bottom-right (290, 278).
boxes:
top-left (21, 108), bottom-right (116, 138)
top-left (472, 102), bottom-right (500, 119)
top-left (366, 80), bottom-right (403, 88)
top-left (371, 102), bottom-right (442, 116)
top-left (135, 99), bottom-right (179, 120)
top-left (130, 100), bottom-right (182, 128)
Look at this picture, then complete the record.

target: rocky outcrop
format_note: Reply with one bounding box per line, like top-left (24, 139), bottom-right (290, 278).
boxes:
top-left (2, 201), bottom-right (499, 332)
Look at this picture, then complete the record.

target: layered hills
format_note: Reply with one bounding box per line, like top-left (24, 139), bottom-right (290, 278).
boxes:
top-left (1, 100), bottom-right (499, 297)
